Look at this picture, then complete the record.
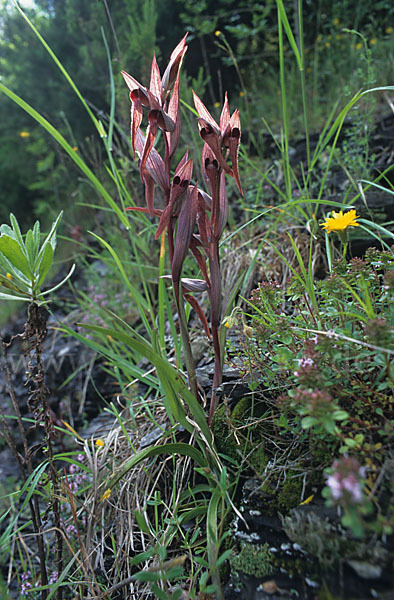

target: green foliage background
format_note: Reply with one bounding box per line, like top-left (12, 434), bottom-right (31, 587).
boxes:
top-left (0, 0), bottom-right (393, 227)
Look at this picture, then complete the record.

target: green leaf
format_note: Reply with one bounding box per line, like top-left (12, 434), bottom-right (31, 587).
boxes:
top-left (36, 243), bottom-right (54, 289)
top-left (9, 214), bottom-right (25, 248)
top-left (132, 571), bottom-right (162, 582)
top-left (150, 585), bottom-right (169, 600)
top-left (129, 548), bottom-right (155, 566)
top-left (40, 264), bottom-right (75, 297)
top-left (25, 229), bottom-right (36, 267)
top-left (32, 220), bottom-right (41, 249)
top-left (135, 510), bottom-right (151, 535)
top-left (215, 548), bottom-right (233, 568)
top-left (0, 235), bottom-right (32, 279)
top-left (80, 323), bottom-right (213, 445)
top-left (0, 291), bottom-right (29, 302)
top-left (333, 410), bottom-right (349, 421)
top-left (104, 442), bottom-right (208, 492)
top-left (276, 0), bottom-right (302, 69)
top-left (301, 416), bottom-right (318, 429)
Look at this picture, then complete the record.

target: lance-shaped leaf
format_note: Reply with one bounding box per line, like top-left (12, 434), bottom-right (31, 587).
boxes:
top-left (122, 71), bottom-right (148, 156)
top-left (219, 92), bottom-right (231, 137)
top-left (165, 73), bottom-right (181, 159)
top-left (141, 167), bottom-right (156, 218)
top-left (216, 171), bottom-right (229, 240)
top-left (162, 34), bottom-right (188, 97)
top-left (196, 190), bottom-right (211, 246)
top-left (160, 275), bottom-right (211, 339)
top-left (154, 156), bottom-right (193, 240)
top-left (128, 95), bottom-right (143, 157)
top-left (0, 235), bottom-right (32, 279)
top-left (171, 185), bottom-right (198, 285)
top-left (184, 292), bottom-right (211, 339)
top-left (136, 129), bottom-right (169, 193)
top-left (122, 71), bottom-right (151, 105)
top-left (140, 113), bottom-right (158, 179)
top-left (126, 206), bottom-right (163, 218)
top-left (208, 249), bottom-right (222, 329)
top-left (224, 108), bottom-right (243, 196)
top-left (160, 275), bottom-right (208, 293)
top-left (193, 90), bottom-right (220, 131)
top-left (190, 238), bottom-right (210, 285)
top-left (149, 53), bottom-right (162, 99)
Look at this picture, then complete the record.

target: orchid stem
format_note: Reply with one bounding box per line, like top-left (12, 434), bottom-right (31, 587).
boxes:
top-left (174, 284), bottom-right (199, 402)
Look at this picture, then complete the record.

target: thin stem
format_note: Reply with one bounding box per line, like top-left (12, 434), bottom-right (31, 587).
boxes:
top-left (174, 284), bottom-right (199, 402)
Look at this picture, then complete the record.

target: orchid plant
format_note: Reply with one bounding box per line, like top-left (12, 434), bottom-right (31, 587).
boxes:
top-left (122, 35), bottom-right (243, 422)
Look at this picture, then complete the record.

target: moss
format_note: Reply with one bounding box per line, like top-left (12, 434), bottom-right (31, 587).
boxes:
top-left (212, 403), bottom-right (239, 461)
top-left (230, 542), bottom-right (274, 577)
top-left (277, 471), bottom-right (304, 511)
top-left (231, 396), bottom-right (252, 421)
top-left (212, 398), bottom-right (269, 472)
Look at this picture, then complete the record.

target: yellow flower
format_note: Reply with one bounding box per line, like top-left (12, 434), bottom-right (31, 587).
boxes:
top-left (100, 488), bottom-right (111, 501)
top-left (239, 90), bottom-right (245, 97)
top-left (333, 17), bottom-right (340, 26)
top-left (386, 26), bottom-right (393, 34)
top-left (19, 131), bottom-right (30, 138)
top-left (321, 209), bottom-right (360, 234)
top-left (214, 101), bottom-right (220, 108)
top-left (6, 273), bottom-right (13, 280)
top-left (95, 438), bottom-right (105, 447)
top-left (370, 38), bottom-right (377, 46)
top-left (325, 41), bottom-right (331, 48)
top-left (215, 30), bottom-right (221, 37)
top-left (356, 42), bottom-right (362, 50)
top-left (72, 146), bottom-right (78, 152)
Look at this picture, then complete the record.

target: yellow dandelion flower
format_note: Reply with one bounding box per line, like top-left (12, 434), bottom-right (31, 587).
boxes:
top-left (6, 273), bottom-right (13, 280)
top-left (386, 26), bottom-right (393, 34)
top-left (19, 131), bottom-right (30, 138)
top-left (215, 30), bottom-right (221, 37)
top-left (214, 101), bottom-right (220, 108)
top-left (95, 438), bottom-right (105, 447)
top-left (370, 38), bottom-right (377, 46)
top-left (325, 41), bottom-right (331, 48)
top-left (100, 488), bottom-right (111, 501)
top-left (356, 42), bottom-right (362, 50)
top-left (239, 90), bottom-right (245, 97)
top-left (321, 209), bottom-right (360, 234)
top-left (72, 146), bottom-right (78, 152)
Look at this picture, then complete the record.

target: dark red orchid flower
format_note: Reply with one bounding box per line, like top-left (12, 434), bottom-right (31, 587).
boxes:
top-left (193, 91), bottom-right (243, 196)
top-left (122, 35), bottom-right (187, 176)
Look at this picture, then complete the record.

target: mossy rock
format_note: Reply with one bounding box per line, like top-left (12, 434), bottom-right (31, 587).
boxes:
top-left (230, 542), bottom-right (274, 577)
top-left (212, 398), bottom-right (269, 472)
top-left (277, 471), bottom-right (304, 511)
